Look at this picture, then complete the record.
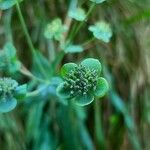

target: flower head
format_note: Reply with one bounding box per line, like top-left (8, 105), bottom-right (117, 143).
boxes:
top-left (0, 77), bottom-right (27, 113)
top-left (57, 58), bottom-right (109, 106)
top-left (0, 77), bottom-right (18, 97)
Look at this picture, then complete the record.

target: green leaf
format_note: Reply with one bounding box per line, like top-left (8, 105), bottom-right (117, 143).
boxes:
top-left (90, 0), bottom-right (106, 4)
top-left (74, 93), bottom-right (94, 106)
top-left (94, 77), bottom-right (109, 98)
top-left (1, 42), bottom-right (21, 73)
top-left (81, 58), bottom-right (101, 75)
top-left (69, 7), bottom-right (86, 21)
top-left (56, 82), bottom-right (71, 99)
top-left (0, 97), bottom-right (17, 113)
top-left (0, 51), bottom-right (7, 70)
top-left (0, 0), bottom-right (22, 10)
top-left (8, 59), bottom-right (21, 73)
top-left (61, 63), bottom-right (77, 78)
top-left (64, 44), bottom-right (84, 53)
top-left (4, 42), bottom-right (16, 57)
top-left (14, 84), bottom-right (27, 99)
top-left (44, 18), bottom-right (67, 41)
top-left (32, 50), bottom-right (53, 78)
top-left (88, 21), bottom-right (112, 43)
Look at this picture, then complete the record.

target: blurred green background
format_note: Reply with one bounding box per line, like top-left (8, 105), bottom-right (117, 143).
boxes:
top-left (0, 0), bottom-right (150, 150)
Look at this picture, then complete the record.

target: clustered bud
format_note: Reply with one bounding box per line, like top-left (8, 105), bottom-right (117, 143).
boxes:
top-left (63, 65), bottom-right (98, 97)
top-left (0, 78), bottom-right (18, 100)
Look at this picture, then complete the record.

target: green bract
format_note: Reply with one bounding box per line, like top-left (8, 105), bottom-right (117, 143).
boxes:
top-left (0, 77), bottom-right (27, 113)
top-left (0, 42), bottom-right (21, 74)
top-left (88, 21), bottom-right (112, 43)
top-left (69, 7), bottom-right (86, 21)
top-left (0, 0), bottom-right (22, 10)
top-left (57, 58), bottom-right (109, 106)
top-left (63, 44), bottom-right (83, 53)
top-left (90, 0), bottom-right (106, 4)
top-left (44, 18), bottom-right (67, 41)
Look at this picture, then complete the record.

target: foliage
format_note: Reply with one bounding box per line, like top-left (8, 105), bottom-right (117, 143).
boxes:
top-left (89, 21), bottom-right (112, 43)
top-left (90, 0), bottom-right (106, 4)
top-left (0, 0), bottom-right (22, 10)
top-left (63, 44), bottom-right (84, 53)
top-left (0, 0), bottom-right (149, 149)
top-left (0, 42), bottom-right (21, 74)
top-left (69, 7), bottom-right (86, 21)
top-left (44, 18), bottom-right (67, 41)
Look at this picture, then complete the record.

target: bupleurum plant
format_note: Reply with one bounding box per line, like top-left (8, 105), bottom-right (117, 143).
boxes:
top-left (57, 58), bottom-right (109, 106)
top-left (0, 77), bottom-right (27, 113)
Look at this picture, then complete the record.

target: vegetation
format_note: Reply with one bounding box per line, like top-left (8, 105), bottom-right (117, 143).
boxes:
top-left (0, 0), bottom-right (150, 149)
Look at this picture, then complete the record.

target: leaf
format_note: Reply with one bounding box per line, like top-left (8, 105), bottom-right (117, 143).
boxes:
top-left (64, 44), bottom-right (84, 53)
top-left (4, 42), bottom-right (16, 58)
top-left (74, 93), bottom-right (94, 106)
top-left (61, 63), bottom-right (77, 78)
top-left (38, 77), bottom-right (63, 99)
top-left (81, 58), bottom-right (102, 75)
top-left (90, 0), bottom-right (106, 4)
top-left (56, 82), bottom-right (71, 99)
top-left (94, 77), bottom-right (109, 98)
top-left (44, 18), bottom-right (67, 41)
top-left (78, 122), bottom-right (94, 150)
top-left (88, 21), bottom-right (112, 43)
top-left (14, 84), bottom-right (27, 99)
top-left (1, 42), bottom-right (21, 73)
top-left (32, 50), bottom-right (52, 78)
top-left (109, 91), bottom-right (127, 114)
top-left (8, 60), bottom-right (21, 73)
top-left (69, 7), bottom-right (86, 21)
top-left (0, 0), bottom-right (22, 10)
top-left (0, 97), bottom-right (17, 113)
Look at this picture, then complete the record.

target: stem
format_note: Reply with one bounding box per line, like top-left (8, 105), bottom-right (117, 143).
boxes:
top-left (16, 1), bottom-right (35, 55)
top-left (16, 1), bottom-right (48, 78)
top-left (20, 66), bottom-right (47, 83)
top-left (70, 3), bottom-right (96, 42)
top-left (61, 16), bottom-right (73, 45)
top-left (26, 84), bottom-right (49, 98)
top-left (79, 0), bottom-right (87, 6)
top-left (0, 11), bottom-right (2, 20)
top-left (67, 22), bottom-right (78, 43)
top-left (82, 37), bottom-right (95, 46)
top-left (94, 100), bottom-right (105, 149)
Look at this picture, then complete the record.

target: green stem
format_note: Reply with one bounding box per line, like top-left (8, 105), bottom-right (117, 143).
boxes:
top-left (57, 3), bottom-right (96, 65)
top-left (67, 22), bottom-right (78, 44)
top-left (19, 67), bottom-right (47, 83)
top-left (26, 84), bottom-right (49, 98)
top-left (16, 1), bottom-right (48, 78)
top-left (16, 1), bottom-right (35, 55)
top-left (94, 100), bottom-right (105, 149)
top-left (70, 3), bottom-right (96, 42)
top-left (82, 37), bottom-right (95, 46)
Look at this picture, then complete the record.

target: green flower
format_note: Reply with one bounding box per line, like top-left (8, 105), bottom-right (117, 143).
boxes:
top-left (56, 58), bottom-right (109, 106)
top-left (44, 18), bottom-right (67, 41)
top-left (0, 77), bottom-right (27, 113)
